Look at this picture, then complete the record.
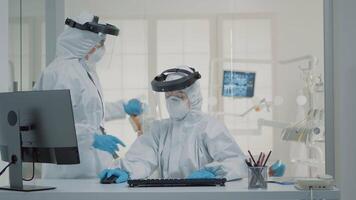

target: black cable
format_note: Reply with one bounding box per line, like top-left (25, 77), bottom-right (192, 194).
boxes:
top-left (0, 163), bottom-right (12, 176)
top-left (23, 150), bottom-right (35, 181)
top-left (0, 155), bottom-right (17, 176)
top-left (22, 160), bottom-right (35, 181)
top-left (0, 153), bottom-right (35, 181)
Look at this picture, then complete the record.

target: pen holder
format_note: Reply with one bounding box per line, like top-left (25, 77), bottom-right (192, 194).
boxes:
top-left (248, 166), bottom-right (268, 189)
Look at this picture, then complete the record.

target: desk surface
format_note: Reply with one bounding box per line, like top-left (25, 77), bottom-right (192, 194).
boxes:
top-left (0, 179), bottom-right (340, 200)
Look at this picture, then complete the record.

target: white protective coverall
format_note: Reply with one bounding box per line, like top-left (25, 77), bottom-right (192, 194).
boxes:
top-left (116, 67), bottom-right (248, 181)
top-left (34, 12), bottom-right (126, 179)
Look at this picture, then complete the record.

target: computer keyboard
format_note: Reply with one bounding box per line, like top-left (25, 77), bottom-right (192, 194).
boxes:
top-left (127, 178), bottom-right (227, 187)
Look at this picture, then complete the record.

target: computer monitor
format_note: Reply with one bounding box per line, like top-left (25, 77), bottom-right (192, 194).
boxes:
top-left (222, 70), bottom-right (256, 98)
top-left (0, 90), bottom-right (80, 192)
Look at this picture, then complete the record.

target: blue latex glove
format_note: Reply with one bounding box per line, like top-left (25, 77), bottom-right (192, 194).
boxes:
top-left (99, 168), bottom-right (129, 183)
top-left (188, 169), bottom-right (216, 179)
top-left (124, 99), bottom-right (143, 116)
top-left (269, 160), bottom-right (286, 177)
top-left (92, 134), bottom-right (126, 154)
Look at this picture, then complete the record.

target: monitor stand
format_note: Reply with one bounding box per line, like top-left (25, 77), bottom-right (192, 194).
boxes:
top-left (0, 185), bottom-right (56, 192)
top-left (0, 111), bottom-right (56, 192)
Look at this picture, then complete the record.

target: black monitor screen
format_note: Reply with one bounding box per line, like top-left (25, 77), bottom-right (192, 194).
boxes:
top-left (222, 70), bottom-right (256, 97)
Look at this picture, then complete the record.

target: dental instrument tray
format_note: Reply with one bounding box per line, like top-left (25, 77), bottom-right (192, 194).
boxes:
top-left (127, 178), bottom-right (227, 187)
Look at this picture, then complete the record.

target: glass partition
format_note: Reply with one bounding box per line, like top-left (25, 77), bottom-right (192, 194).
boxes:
top-left (9, 0), bottom-right (46, 92)
top-left (12, 0), bottom-right (326, 178)
top-left (8, 0), bottom-right (46, 178)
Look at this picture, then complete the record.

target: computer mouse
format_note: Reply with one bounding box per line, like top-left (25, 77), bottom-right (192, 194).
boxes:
top-left (100, 175), bottom-right (118, 184)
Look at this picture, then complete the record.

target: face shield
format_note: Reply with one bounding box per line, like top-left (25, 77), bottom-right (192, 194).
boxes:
top-left (150, 67), bottom-right (201, 120)
top-left (151, 67), bottom-right (201, 92)
top-left (66, 15), bottom-right (119, 69)
top-left (65, 16), bottom-right (119, 36)
top-left (93, 32), bottom-right (117, 70)
top-left (86, 37), bottom-right (106, 64)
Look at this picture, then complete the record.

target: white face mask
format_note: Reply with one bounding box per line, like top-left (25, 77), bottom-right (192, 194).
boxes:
top-left (166, 96), bottom-right (190, 120)
top-left (88, 46), bottom-right (105, 64)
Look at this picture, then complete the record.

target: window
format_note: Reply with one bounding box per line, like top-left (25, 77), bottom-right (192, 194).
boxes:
top-left (156, 19), bottom-right (210, 117)
top-left (96, 19), bottom-right (148, 153)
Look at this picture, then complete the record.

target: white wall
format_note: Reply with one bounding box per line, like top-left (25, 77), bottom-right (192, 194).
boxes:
top-left (0, 0), bottom-right (9, 186)
top-left (333, 0), bottom-right (356, 199)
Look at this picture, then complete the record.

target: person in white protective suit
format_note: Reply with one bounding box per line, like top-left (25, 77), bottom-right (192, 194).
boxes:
top-left (34, 12), bottom-right (143, 179)
top-left (99, 66), bottom-right (248, 183)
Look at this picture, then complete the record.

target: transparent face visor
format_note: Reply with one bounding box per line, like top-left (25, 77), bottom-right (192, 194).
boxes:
top-left (95, 32), bottom-right (117, 70)
top-left (151, 90), bottom-right (189, 119)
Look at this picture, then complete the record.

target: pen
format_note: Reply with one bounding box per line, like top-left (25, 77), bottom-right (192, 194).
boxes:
top-left (257, 152), bottom-right (263, 166)
top-left (248, 150), bottom-right (257, 166)
top-left (262, 151), bottom-right (272, 167)
top-left (245, 159), bottom-right (252, 167)
top-left (260, 153), bottom-right (266, 167)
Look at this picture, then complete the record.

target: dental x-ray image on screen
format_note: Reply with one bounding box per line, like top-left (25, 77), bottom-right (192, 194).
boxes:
top-left (222, 70), bottom-right (256, 97)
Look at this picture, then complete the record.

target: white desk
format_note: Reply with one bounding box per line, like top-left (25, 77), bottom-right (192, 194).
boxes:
top-left (0, 179), bottom-right (340, 200)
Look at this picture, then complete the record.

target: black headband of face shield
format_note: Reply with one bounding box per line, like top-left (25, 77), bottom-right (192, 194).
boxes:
top-left (151, 67), bottom-right (201, 92)
top-left (65, 16), bottom-right (119, 36)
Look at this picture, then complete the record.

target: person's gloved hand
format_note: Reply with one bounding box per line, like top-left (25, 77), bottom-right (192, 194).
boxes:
top-left (99, 168), bottom-right (129, 183)
top-left (188, 169), bottom-right (216, 179)
top-left (269, 160), bottom-right (286, 177)
top-left (124, 99), bottom-right (143, 116)
top-left (92, 134), bottom-right (125, 154)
